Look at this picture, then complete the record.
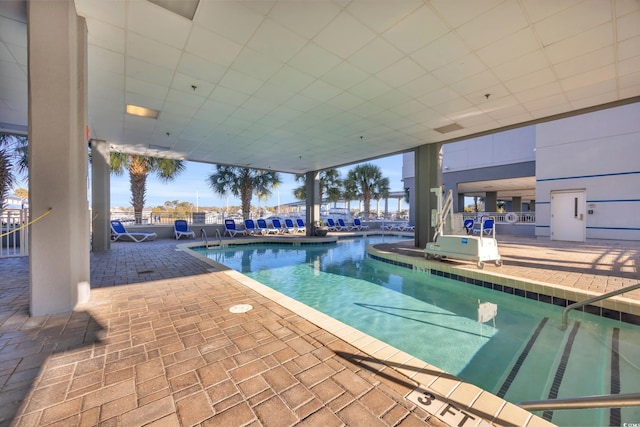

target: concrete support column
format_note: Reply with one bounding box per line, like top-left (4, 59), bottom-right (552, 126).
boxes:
top-left (456, 192), bottom-right (465, 213)
top-left (28, 0), bottom-right (90, 315)
top-left (91, 139), bottom-right (110, 252)
top-left (305, 171), bottom-right (320, 236)
top-left (414, 143), bottom-right (442, 248)
top-left (485, 191), bottom-right (498, 212)
top-left (512, 196), bottom-right (522, 212)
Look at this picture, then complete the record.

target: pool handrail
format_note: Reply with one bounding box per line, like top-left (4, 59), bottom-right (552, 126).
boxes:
top-left (560, 282), bottom-right (640, 330)
top-left (518, 392), bottom-right (640, 411)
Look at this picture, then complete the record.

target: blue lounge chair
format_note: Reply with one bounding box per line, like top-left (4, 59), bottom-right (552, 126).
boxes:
top-left (173, 220), bottom-right (195, 240)
top-left (463, 219), bottom-right (474, 235)
top-left (284, 218), bottom-right (297, 233)
top-left (325, 218), bottom-right (338, 231)
top-left (271, 218), bottom-right (288, 234)
top-left (336, 218), bottom-right (352, 231)
top-left (295, 218), bottom-right (306, 233)
top-left (352, 218), bottom-right (369, 230)
top-left (257, 218), bottom-right (279, 234)
top-left (473, 216), bottom-right (495, 237)
top-left (244, 219), bottom-right (265, 235)
top-left (224, 219), bottom-right (247, 237)
top-left (110, 220), bottom-right (157, 242)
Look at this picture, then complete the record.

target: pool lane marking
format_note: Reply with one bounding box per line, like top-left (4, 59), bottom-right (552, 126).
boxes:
top-left (542, 321), bottom-right (581, 422)
top-left (496, 317), bottom-right (549, 398)
top-left (610, 327), bottom-right (621, 427)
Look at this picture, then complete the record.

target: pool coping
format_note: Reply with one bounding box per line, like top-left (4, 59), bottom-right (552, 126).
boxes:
top-left (178, 238), bottom-right (554, 427)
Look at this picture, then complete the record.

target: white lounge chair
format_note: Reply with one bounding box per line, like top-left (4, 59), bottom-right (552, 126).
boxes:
top-left (110, 220), bottom-right (157, 242)
top-left (174, 220), bottom-right (195, 240)
top-left (352, 218), bottom-right (369, 230)
top-left (257, 218), bottom-right (279, 234)
top-left (224, 219), bottom-right (247, 237)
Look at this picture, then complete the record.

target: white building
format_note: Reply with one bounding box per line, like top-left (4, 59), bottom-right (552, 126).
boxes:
top-left (403, 102), bottom-right (640, 243)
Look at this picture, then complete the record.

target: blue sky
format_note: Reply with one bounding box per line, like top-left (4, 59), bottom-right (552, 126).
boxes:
top-left (110, 154), bottom-right (407, 210)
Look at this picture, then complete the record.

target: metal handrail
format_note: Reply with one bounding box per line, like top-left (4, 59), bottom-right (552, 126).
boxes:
top-left (200, 229), bottom-right (208, 247)
top-left (518, 392), bottom-right (640, 411)
top-left (215, 228), bottom-right (222, 245)
top-left (561, 282), bottom-right (640, 330)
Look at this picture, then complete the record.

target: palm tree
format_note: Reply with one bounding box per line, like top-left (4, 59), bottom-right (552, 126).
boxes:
top-left (293, 169), bottom-right (342, 205)
top-left (345, 163), bottom-right (390, 219)
top-left (207, 166), bottom-right (281, 219)
top-left (0, 135), bottom-right (28, 209)
top-left (110, 152), bottom-right (185, 223)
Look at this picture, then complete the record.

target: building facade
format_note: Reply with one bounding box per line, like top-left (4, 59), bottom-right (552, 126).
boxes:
top-left (403, 102), bottom-right (640, 243)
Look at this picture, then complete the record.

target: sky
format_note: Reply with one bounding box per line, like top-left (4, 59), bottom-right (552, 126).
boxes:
top-left (109, 154), bottom-right (407, 210)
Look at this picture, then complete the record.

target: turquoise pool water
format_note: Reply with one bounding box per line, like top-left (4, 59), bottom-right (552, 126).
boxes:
top-left (195, 236), bottom-right (640, 426)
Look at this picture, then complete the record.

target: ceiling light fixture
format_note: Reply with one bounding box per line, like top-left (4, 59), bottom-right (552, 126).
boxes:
top-left (148, 144), bottom-right (170, 151)
top-left (126, 104), bottom-right (159, 119)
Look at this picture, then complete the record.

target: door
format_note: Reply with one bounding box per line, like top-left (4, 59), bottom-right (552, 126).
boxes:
top-left (550, 190), bottom-right (585, 242)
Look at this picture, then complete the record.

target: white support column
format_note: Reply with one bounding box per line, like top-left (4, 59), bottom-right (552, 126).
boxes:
top-left (28, 0), bottom-right (90, 315)
top-left (91, 139), bottom-right (111, 252)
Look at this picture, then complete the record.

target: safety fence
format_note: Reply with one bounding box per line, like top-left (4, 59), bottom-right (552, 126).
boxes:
top-left (1, 209), bottom-right (29, 258)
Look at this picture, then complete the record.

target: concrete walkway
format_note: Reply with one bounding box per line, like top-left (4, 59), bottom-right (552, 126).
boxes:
top-left (0, 234), bottom-right (638, 426)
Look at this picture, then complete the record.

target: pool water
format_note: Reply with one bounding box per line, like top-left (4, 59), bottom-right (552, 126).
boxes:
top-left (196, 236), bottom-right (640, 426)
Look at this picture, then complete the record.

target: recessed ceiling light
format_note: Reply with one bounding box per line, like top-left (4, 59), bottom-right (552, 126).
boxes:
top-left (148, 144), bottom-right (170, 151)
top-left (126, 104), bottom-right (159, 119)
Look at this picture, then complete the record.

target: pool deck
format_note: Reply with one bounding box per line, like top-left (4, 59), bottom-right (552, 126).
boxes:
top-left (0, 233), bottom-right (638, 426)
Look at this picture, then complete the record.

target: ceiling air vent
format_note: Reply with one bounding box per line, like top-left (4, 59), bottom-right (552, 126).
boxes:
top-left (434, 123), bottom-right (464, 134)
top-left (148, 0), bottom-right (200, 20)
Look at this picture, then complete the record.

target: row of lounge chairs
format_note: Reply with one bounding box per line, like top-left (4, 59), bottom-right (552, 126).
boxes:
top-left (224, 218), bottom-right (307, 237)
top-left (111, 219), bottom-right (195, 242)
top-left (380, 222), bottom-right (415, 232)
top-left (111, 217), bottom-right (375, 243)
top-left (325, 218), bottom-right (369, 232)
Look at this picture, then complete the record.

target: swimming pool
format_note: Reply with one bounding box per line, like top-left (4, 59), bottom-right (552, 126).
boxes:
top-left (195, 236), bottom-right (640, 427)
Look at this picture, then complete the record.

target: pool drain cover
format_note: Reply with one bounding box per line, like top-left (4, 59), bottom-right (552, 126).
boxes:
top-left (229, 304), bottom-right (253, 314)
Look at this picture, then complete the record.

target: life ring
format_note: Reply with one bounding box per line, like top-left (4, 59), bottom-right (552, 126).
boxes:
top-left (505, 212), bottom-right (518, 223)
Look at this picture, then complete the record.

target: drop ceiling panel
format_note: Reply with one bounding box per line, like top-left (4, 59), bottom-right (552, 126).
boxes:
top-left (456, 2), bottom-right (529, 50)
top-left (382, 5), bottom-right (449, 54)
top-left (268, 1), bottom-right (341, 39)
top-left (411, 33), bottom-right (470, 72)
top-left (247, 18), bottom-right (307, 63)
top-left (193, 1), bottom-right (265, 45)
top-left (128, 1), bottom-right (191, 49)
top-left (0, 0), bottom-right (637, 175)
top-left (314, 12), bottom-right (376, 59)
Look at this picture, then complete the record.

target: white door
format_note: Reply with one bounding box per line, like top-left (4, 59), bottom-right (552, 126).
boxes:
top-left (550, 190), bottom-right (585, 242)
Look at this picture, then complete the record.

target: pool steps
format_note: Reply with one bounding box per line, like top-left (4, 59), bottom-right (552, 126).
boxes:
top-left (493, 318), bottom-right (640, 426)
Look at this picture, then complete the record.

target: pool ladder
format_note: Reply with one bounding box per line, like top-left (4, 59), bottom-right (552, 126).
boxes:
top-left (200, 228), bottom-right (222, 248)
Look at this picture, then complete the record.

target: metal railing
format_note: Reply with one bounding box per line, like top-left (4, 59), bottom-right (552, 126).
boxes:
top-left (462, 211), bottom-right (536, 224)
top-left (561, 282), bottom-right (640, 330)
top-left (1, 209), bottom-right (29, 258)
top-left (518, 392), bottom-right (640, 411)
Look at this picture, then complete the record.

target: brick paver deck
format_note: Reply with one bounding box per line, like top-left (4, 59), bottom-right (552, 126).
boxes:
top-left (1, 234), bottom-right (638, 426)
top-left (2, 239), bottom-right (441, 427)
